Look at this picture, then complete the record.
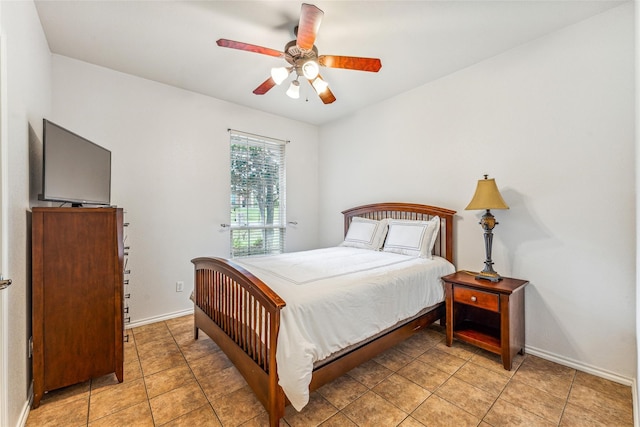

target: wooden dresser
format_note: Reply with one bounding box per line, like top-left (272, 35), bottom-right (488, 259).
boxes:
top-left (32, 207), bottom-right (124, 408)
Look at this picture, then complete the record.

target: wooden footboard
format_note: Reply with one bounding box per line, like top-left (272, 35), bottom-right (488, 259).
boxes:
top-left (192, 257), bottom-right (286, 425)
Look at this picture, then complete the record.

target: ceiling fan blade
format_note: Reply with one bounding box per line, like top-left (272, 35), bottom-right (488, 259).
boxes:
top-left (308, 75), bottom-right (336, 104)
top-left (296, 3), bottom-right (323, 51)
top-left (216, 39), bottom-right (284, 58)
top-left (317, 87), bottom-right (336, 104)
top-left (253, 77), bottom-right (277, 95)
top-left (318, 55), bottom-right (382, 72)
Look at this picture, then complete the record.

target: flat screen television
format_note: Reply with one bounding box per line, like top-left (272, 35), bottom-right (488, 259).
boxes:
top-left (39, 119), bottom-right (112, 207)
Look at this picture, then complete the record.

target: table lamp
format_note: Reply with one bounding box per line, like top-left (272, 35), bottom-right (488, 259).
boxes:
top-left (465, 175), bottom-right (509, 282)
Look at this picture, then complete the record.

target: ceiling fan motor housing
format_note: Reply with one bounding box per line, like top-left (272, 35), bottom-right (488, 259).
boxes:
top-left (284, 40), bottom-right (318, 71)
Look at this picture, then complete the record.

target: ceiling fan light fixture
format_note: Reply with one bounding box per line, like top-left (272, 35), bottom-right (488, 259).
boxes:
top-left (216, 3), bottom-right (382, 104)
top-left (270, 66), bottom-right (290, 85)
top-left (301, 60), bottom-right (320, 79)
top-left (311, 76), bottom-right (329, 94)
top-left (286, 79), bottom-right (300, 99)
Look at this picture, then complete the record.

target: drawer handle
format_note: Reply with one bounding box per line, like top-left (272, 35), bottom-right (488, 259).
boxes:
top-left (470, 296), bottom-right (477, 302)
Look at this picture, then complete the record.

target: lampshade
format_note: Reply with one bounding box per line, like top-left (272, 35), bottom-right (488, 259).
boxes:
top-left (465, 176), bottom-right (509, 210)
top-left (311, 76), bottom-right (329, 94)
top-left (271, 67), bottom-right (290, 85)
top-left (286, 80), bottom-right (300, 99)
top-left (301, 60), bottom-right (320, 79)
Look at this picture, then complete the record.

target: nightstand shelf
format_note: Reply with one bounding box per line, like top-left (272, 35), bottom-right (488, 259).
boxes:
top-left (443, 271), bottom-right (528, 370)
top-left (453, 321), bottom-right (500, 352)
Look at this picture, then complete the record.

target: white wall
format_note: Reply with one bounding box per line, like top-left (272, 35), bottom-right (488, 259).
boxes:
top-left (319, 3), bottom-right (635, 381)
top-left (0, 1), bottom-right (51, 425)
top-left (50, 56), bottom-right (319, 324)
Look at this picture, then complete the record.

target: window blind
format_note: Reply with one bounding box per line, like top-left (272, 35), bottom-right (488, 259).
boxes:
top-left (229, 130), bottom-right (286, 257)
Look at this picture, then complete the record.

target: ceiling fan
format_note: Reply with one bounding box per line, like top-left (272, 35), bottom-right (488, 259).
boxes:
top-left (216, 3), bottom-right (382, 104)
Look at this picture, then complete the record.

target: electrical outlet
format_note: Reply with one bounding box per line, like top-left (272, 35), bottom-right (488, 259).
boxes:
top-left (176, 281), bottom-right (184, 292)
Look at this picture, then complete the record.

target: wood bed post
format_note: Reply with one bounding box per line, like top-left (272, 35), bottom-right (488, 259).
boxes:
top-left (268, 309), bottom-right (284, 426)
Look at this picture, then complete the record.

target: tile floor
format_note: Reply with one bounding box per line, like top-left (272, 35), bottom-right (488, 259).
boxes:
top-left (26, 314), bottom-right (634, 426)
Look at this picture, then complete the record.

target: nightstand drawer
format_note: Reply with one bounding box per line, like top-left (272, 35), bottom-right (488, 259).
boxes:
top-left (453, 285), bottom-right (499, 312)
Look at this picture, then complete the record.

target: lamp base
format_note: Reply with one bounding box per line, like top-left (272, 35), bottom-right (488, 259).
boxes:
top-left (475, 271), bottom-right (503, 282)
top-left (475, 209), bottom-right (503, 283)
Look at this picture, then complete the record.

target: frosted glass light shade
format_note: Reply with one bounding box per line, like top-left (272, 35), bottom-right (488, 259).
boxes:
top-left (311, 77), bottom-right (329, 94)
top-left (286, 80), bottom-right (300, 99)
top-left (301, 60), bottom-right (319, 79)
top-left (271, 67), bottom-right (289, 85)
top-left (465, 177), bottom-right (509, 210)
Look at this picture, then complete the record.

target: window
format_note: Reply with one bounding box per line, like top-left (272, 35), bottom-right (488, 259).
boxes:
top-left (229, 130), bottom-right (286, 257)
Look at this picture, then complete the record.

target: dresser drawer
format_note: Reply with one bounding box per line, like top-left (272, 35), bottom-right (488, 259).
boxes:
top-left (453, 285), bottom-right (499, 312)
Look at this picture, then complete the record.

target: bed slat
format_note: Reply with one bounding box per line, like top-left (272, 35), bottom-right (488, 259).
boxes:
top-left (193, 261), bottom-right (283, 373)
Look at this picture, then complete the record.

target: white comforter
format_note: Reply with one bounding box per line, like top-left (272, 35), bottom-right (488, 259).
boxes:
top-left (233, 246), bottom-right (455, 411)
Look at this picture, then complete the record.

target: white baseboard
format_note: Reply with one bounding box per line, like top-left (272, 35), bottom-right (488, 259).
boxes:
top-left (126, 307), bottom-right (194, 330)
top-left (16, 382), bottom-right (32, 427)
top-left (16, 401), bottom-right (29, 427)
top-left (525, 344), bottom-right (634, 386)
top-left (634, 379), bottom-right (639, 427)
top-left (525, 345), bottom-right (639, 426)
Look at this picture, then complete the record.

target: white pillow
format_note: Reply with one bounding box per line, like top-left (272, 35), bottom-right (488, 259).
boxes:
top-left (340, 217), bottom-right (389, 251)
top-left (383, 217), bottom-right (440, 258)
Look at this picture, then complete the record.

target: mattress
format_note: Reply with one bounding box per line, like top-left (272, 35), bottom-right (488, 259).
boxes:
top-left (233, 246), bottom-right (455, 411)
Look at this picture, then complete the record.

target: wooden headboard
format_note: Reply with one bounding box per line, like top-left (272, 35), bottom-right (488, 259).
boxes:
top-left (342, 202), bottom-right (456, 264)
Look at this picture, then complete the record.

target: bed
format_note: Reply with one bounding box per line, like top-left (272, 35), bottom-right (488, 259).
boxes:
top-left (192, 202), bottom-right (455, 426)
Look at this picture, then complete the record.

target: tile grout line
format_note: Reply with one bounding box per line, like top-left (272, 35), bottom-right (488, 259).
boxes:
top-left (494, 356), bottom-right (573, 426)
top-left (165, 319), bottom-right (226, 427)
top-left (132, 328), bottom-right (157, 427)
top-left (557, 370), bottom-right (577, 426)
top-left (431, 354), bottom-right (497, 425)
top-left (369, 332), bottom-right (476, 425)
top-left (479, 358), bottom-right (521, 427)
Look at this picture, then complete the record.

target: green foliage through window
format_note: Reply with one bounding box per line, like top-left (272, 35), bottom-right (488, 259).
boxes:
top-left (230, 131), bottom-right (286, 257)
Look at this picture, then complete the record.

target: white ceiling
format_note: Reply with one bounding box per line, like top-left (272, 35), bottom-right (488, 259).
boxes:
top-left (34, 1), bottom-right (624, 126)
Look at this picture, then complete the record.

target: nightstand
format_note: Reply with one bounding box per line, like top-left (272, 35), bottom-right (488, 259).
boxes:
top-left (442, 271), bottom-right (528, 370)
